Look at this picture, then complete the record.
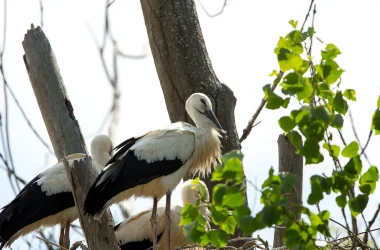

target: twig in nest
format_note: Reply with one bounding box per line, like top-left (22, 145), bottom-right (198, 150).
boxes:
top-left (70, 241), bottom-right (88, 250)
top-left (36, 236), bottom-right (68, 250)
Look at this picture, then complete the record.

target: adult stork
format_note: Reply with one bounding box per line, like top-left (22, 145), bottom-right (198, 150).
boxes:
top-left (0, 135), bottom-right (113, 250)
top-left (84, 93), bottom-right (225, 250)
top-left (115, 179), bottom-right (211, 250)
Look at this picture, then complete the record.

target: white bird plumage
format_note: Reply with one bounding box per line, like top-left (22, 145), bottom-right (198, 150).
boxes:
top-left (84, 93), bottom-right (225, 250)
top-left (0, 135), bottom-right (113, 249)
top-left (115, 179), bottom-right (211, 250)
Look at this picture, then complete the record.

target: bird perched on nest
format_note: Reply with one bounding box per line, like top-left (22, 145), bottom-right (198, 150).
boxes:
top-left (84, 93), bottom-right (225, 249)
top-left (0, 135), bottom-right (113, 250)
top-left (115, 179), bottom-right (211, 250)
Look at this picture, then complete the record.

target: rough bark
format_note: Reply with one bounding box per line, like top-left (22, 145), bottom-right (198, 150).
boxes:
top-left (140, 0), bottom-right (245, 243)
top-left (22, 25), bottom-right (119, 250)
top-left (273, 135), bottom-right (303, 247)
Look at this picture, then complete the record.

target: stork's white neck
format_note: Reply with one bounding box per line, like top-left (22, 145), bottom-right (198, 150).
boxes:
top-left (91, 145), bottom-right (111, 167)
top-left (92, 151), bottom-right (111, 166)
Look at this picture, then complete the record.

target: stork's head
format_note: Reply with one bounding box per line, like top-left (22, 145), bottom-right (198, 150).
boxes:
top-left (91, 134), bottom-right (113, 166)
top-left (185, 93), bottom-right (226, 137)
top-left (181, 179), bottom-right (211, 225)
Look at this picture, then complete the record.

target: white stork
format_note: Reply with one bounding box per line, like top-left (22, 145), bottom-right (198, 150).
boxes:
top-left (114, 179), bottom-right (211, 250)
top-left (84, 93), bottom-right (225, 250)
top-left (0, 135), bottom-right (113, 249)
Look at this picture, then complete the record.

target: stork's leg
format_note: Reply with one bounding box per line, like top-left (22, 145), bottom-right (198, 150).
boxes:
top-left (63, 221), bottom-right (70, 248)
top-left (165, 191), bottom-right (172, 250)
top-left (150, 197), bottom-right (158, 250)
top-left (59, 226), bottom-right (65, 247)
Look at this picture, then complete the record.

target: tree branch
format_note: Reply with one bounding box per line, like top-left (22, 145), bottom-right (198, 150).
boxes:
top-left (239, 71), bottom-right (284, 143)
top-left (22, 25), bottom-right (119, 250)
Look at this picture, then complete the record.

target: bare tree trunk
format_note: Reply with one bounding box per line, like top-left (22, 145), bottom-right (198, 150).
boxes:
top-left (273, 134), bottom-right (303, 247)
top-left (140, 0), bottom-right (245, 244)
top-left (22, 25), bottom-right (119, 250)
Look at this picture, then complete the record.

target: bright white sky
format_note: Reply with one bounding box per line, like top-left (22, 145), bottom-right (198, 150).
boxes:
top-left (1, 0), bottom-right (380, 249)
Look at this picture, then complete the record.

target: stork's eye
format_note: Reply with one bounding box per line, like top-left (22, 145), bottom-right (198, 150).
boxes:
top-left (200, 99), bottom-right (206, 105)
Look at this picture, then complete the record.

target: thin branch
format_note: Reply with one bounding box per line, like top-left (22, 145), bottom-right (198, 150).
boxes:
top-left (364, 203), bottom-right (380, 245)
top-left (70, 241), bottom-right (88, 250)
top-left (36, 236), bottom-right (68, 250)
top-left (0, 0), bottom-right (22, 194)
top-left (338, 130), bottom-right (347, 146)
top-left (307, 4), bottom-right (316, 55)
top-left (196, 0), bottom-right (227, 18)
top-left (329, 218), bottom-right (365, 248)
top-left (300, 0), bottom-right (315, 32)
top-left (239, 71), bottom-right (284, 143)
top-left (38, 0), bottom-right (43, 29)
top-left (4, 83), bottom-right (54, 154)
top-left (348, 109), bottom-right (371, 166)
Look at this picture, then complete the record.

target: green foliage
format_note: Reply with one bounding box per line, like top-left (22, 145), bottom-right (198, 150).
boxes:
top-left (182, 17), bottom-right (380, 250)
top-left (341, 141), bottom-right (359, 158)
top-left (359, 166), bottom-right (379, 195)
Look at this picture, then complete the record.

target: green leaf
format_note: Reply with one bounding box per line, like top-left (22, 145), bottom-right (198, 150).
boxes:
top-left (341, 141), bottom-right (359, 158)
top-left (181, 204), bottom-right (200, 225)
top-left (333, 91), bottom-right (348, 115)
top-left (321, 44), bottom-right (341, 60)
top-left (211, 205), bottom-right (229, 224)
top-left (371, 109), bottom-right (380, 135)
top-left (284, 72), bottom-right (300, 85)
top-left (282, 97), bottom-right (290, 108)
top-left (277, 50), bottom-right (303, 71)
top-left (263, 84), bottom-right (285, 110)
top-left (269, 69), bottom-right (278, 77)
top-left (280, 173), bottom-right (296, 192)
top-left (359, 166), bottom-right (379, 195)
top-left (213, 184), bottom-right (227, 206)
top-left (308, 176), bottom-right (324, 205)
top-left (213, 151), bottom-right (244, 183)
top-left (336, 194), bottom-right (347, 208)
top-left (299, 138), bottom-right (324, 164)
top-left (377, 96), bottom-right (380, 108)
top-left (348, 194), bottom-right (369, 217)
top-left (262, 168), bottom-right (281, 188)
top-left (296, 78), bottom-right (313, 102)
top-left (289, 20), bottom-right (298, 28)
top-left (323, 143), bottom-right (340, 159)
top-left (238, 216), bottom-right (256, 235)
top-left (223, 190), bottom-right (245, 209)
top-left (262, 205), bottom-right (282, 226)
top-left (343, 89), bottom-right (356, 101)
top-left (222, 216), bottom-right (237, 235)
top-left (332, 171), bottom-right (350, 194)
top-left (331, 114), bottom-right (344, 130)
top-left (208, 230), bottom-right (229, 248)
top-left (278, 116), bottom-right (296, 132)
top-left (310, 105), bottom-right (332, 126)
top-left (287, 130), bottom-right (303, 150)
top-left (233, 205), bottom-right (251, 218)
top-left (343, 156), bottom-right (362, 180)
top-left (319, 59), bottom-right (344, 85)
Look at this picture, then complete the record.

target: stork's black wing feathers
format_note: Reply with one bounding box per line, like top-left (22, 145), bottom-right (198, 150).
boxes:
top-left (119, 233), bottom-right (163, 250)
top-left (106, 136), bottom-right (144, 166)
top-left (0, 173), bottom-right (74, 245)
top-left (83, 149), bottom-right (183, 215)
